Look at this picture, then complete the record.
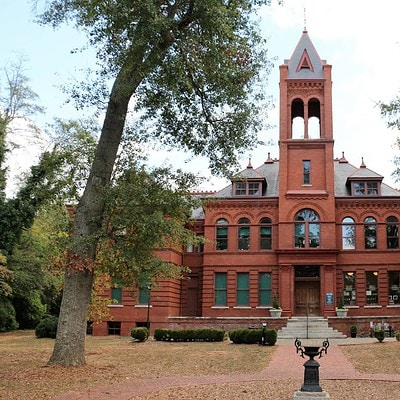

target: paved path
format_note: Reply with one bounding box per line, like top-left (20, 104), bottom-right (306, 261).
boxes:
top-left (57, 338), bottom-right (400, 400)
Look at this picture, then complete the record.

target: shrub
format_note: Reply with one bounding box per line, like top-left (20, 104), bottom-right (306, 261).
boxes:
top-left (395, 331), bottom-right (400, 342)
top-left (35, 315), bottom-right (58, 338)
top-left (130, 327), bottom-right (149, 342)
top-left (350, 325), bottom-right (357, 333)
top-left (265, 329), bottom-right (278, 345)
top-left (0, 299), bottom-right (19, 332)
top-left (228, 328), bottom-right (277, 345)
top-left (374, 329), bottom-right (385, 343)
top-left (154, 328), bottom-right (225, 342)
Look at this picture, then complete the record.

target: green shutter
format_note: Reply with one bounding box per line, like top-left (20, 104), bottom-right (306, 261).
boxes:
top-left (237, 273), bottom-right (249, 305)
top-left (215, 273), bottom-right (227, 305)
top-left (259, 273), bottom-right (271, 306)
top-left (111, 287), bottom-right (122, 304)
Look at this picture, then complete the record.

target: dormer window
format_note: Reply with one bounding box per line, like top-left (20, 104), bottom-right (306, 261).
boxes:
top-left (234, 181), bottom-right (261, 196)
top-left (351, 181), bottom-right (380, 196)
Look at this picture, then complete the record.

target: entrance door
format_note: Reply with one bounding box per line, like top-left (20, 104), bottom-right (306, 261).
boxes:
top-left (187, 276), bottom-right (201, 316)
top-left (295, 281), bottom-right (320, 316)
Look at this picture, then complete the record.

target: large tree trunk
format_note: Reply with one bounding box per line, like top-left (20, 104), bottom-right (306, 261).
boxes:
top-left (48, 23), bottom-right (176, 365)
top-left (48, 73), bottom-right (135, 366)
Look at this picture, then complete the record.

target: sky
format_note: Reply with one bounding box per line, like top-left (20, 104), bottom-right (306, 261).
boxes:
top-left (1, 0), bottom-right (400, 195)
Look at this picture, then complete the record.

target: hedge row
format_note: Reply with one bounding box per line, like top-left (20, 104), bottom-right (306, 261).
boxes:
top-left (229, 328), bottom-right (277, 346)
top-left (130, 327), bottom-right (149, 342)
top-left (154, 328), bottom-right (225, 342)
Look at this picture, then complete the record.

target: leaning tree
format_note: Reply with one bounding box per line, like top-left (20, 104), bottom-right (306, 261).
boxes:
top-left (36, 0), bottom-right (275, 366)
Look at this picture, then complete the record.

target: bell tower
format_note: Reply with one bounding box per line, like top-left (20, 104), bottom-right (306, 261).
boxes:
top-left (277, 30), bottom-right (338, 318)
top-left (278, 29), bottom-right (336, 250)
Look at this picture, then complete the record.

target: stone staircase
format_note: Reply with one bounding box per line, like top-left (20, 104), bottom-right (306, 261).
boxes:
top-left (278, 317), bottom-right (346, 339)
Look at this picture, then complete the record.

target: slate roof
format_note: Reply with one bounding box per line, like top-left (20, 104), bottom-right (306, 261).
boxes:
top-left (211, 159), bottom-right (400, 199)
top-left (286, 30), bottom-right (325, 79)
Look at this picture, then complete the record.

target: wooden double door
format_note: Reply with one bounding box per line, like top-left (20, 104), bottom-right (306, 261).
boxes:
top-left (295, 280), bottom-right (320, 316)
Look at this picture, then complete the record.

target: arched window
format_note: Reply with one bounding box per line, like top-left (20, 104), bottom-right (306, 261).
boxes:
top-left (308, 98), bottom-right (321, 138)
top-left (364, 217), bottom-right (377, 249)
top-left (292, 117), bottom-right (304, 138)
top-left (259, 218), bottom-right (272, 250)
top-left (291, 98), bottom-right (304, 139)
top-left (342, 217), bottom-right (355, 249)
top-left (294, 209), bottom-right (320, 248)
top-left (216, 218), bottom-right (228, 250)
top-left (386, 216), bottom-right (399, 249)
top-left (308, 116), bottom-right (320, 138)
top-left (238, 218), bottom-right (250, 250)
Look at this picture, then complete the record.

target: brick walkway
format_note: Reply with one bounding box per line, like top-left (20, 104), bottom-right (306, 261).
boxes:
top-left (57, 338), bottom-right (400, 400)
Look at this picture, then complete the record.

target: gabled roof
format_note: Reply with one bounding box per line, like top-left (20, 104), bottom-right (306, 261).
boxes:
top-left (334, 160), bottom-right (399, 197)
top-left (211, 158), bottom-right (400, 199)
top-left (286, 30), bottom-right (325, 79)
top-left (213, 160), bottom-right (279, 198)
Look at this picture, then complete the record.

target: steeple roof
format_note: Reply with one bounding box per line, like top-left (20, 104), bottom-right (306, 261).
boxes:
top-left (286, 30), bottom-right (325, 79)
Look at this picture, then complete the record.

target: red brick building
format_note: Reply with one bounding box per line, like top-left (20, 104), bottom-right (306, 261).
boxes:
top-left (92, 30), bottom-right (400, 336)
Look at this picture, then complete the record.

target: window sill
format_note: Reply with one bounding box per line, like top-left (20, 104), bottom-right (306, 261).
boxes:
top-left (387, 304), bottom-right (400, 308)
top-left (364, 305), bottom-right (382, 309)
top-left (346, 305), bottom-right (359, 309)
top-left (211, 306), bottom-right (229, 309)
top-left (135, 305), bottom-right (152, 308)
top-left (233, 306), bottom-right (251, 309)
top-left (108, 304), bottom-right (124, 308)
top-left (256, 306), bottom-right (271, 309)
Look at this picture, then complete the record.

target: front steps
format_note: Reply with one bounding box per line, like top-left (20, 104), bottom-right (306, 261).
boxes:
top-left (278, 317), bottom-right (346, 339)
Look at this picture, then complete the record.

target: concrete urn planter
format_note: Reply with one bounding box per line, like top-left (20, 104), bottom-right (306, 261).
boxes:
top-left (335, 308), bottom-right (348, 317)
top-left (270, 308), bottom-right (282, 317)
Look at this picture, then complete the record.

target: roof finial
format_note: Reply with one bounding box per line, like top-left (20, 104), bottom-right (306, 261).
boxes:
top-left (303, 7), bottom-right (307, 32)
top-left (247, 156), bottom-right (253, 169)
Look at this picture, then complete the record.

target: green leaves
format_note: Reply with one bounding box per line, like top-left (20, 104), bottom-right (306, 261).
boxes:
top-left (97, 165), bottom-right (202, 287)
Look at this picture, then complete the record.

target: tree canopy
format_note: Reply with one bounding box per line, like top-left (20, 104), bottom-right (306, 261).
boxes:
top-left (35, 0), bottom-right (275, 366)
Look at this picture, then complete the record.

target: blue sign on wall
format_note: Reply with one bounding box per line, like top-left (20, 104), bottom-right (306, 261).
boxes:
top-left (325, 292), bottom-right (334, 305)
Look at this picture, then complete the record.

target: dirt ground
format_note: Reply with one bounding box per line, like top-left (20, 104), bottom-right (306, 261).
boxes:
top-left (1, 331), bottom-right (399, 400)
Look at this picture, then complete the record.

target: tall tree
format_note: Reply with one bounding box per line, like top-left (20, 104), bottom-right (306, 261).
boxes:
top-left (37, 0), bottom-right (274, 366)
top-left (379, 96), bottom-right (400, 181)
top-left (0, 58), bottom-right (44, 199)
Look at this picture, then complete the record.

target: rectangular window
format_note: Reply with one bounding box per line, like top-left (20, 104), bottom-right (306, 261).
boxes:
top-left (260, 226), bottom-right (272, 250)
top-left (236, 273), bottom-right (249, 306)
top-left (215, 273), bottom-right (227, 306)
top-left (352, 181), bottom-right (380, 196)
top-left (343, 272), bottom-right (356, 306)
top-left (248, 182), bottom-right (260, 195)
top-left (388, 271), bottom-right (400, 304)
top-left (365, 271), bottom-right (378, 304)
top-left (216, 226), bottom-right (228, 250)
top-left (139, 287), bottom-right (150, 305)
top-left (238, 226), bottom-right (250, 250)
top-left (367, 182), bottom-right (378, 195)
top-left (108, 321), bottom-right (121, 335)
top-left (111, 287), bottom-right (122, 304)
top-left (353, 182), bottom-right (365, 195)
top-left (259, 272), bottom-right (272, 306)
top-left (303, 160), bottom-right (310, 184)
top-left (235, 182), bottom-right (246, 195)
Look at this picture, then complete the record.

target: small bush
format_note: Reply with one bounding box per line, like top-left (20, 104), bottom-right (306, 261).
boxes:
top-left (0, 299), bottom-right (19, 332)
top-left (35, 315), bottom-right (58, 338)
top-left (265, 329), bottom-right (278, 345)
top-left (395, 331), bottom-right (400, 342)
top-left (229, 328), bottom-right (277, 345)
top-left (130, 327), bottom-right (149, 342)
top-left (374, 329), bottom-right (385, 343)
top-left (154, 328), bottom-right (225, 342)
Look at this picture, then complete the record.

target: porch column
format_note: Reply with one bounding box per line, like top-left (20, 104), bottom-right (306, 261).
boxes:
top-left (321, 264), bottom-right (336, 317)
top-left (279, 264), bottom-right (293, 317)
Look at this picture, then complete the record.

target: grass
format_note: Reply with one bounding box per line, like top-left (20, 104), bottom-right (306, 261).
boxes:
top-left (1, 331), bottom-right (400, 400)
top-left (0, 330), bottom-right (274, 400)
